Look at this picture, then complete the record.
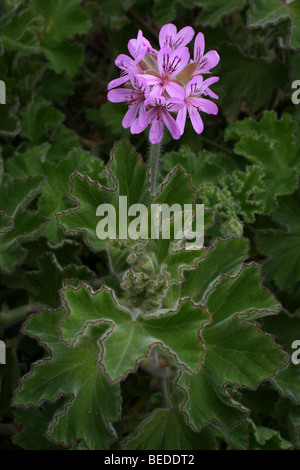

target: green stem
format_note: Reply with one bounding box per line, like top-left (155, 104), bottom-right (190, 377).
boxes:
top-left (160, 375), bottom-right (172, 409)
top-left (0, 303), bottom-right (42, 328)
top-left (150, 142), bottom-right (161, 196)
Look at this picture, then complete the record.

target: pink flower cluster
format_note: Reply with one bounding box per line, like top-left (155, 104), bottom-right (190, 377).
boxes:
top-left (107, 24), bottom-right (220, 144)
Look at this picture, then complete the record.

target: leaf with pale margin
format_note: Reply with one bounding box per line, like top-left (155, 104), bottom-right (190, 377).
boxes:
top-left (13, 307), bottom-right (120, 450)
top-left (272, 363), bottom-right (300, 404)
top-left (163, 147), bottom-right (236, 188)
top-left (0, 176), bottom-right (47, 272)
top-left (57, 140), bottom-right (198, 277)
top-left (26, 252), bottom-right (95, 308)
top-left (176, 264), bottom-right (285, 430)
top-left (13, 401), bottom-right (67, 450)
top-left (59, 285), bottom-right (209, 382)
top-left (163, 237), bottom-right (249, 308)
top-left (248, 0), bottom-right (300, 49)
top-left (121, 408), bottom-right (216, 450)
top-left (248, 420), bottom-right (293, 450)
top-left (5, 144), bottom-right (106, 244)
top-left (195, 0), bottom-right (246, 26)
top-left (220, 166), bottom-right (265, 223)
top-left (122, 408), bottom-right (250, 450)
top-left (0, 3), bottom-right (42, 53)
top-left (226, 112), bottom-right (299, 213)
top-left (263, 313), bottom-right (300, 408)
top-left (0, 211), bottom-right (12, 233)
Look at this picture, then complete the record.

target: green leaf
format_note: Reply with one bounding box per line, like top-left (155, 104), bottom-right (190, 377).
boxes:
top-left (272, 363), bottom-right (300, 404)
top-left (13, 307), bottom-right (120, 450)
top-left (21, 96), bottom-right (64, 145)
top-left (26, 252), bottom-right (95, 308)
top-left (162, 147), bottom-right (236, 188)
top-left (42, 42), bottom-right (85, 77)
top-left (13, 402), bottom-right (67, 450)
top-left (177, 369), bottom-right (249, 429)
top-left (97, 103), bottom-right (131, 136)
top-left (176, 264), bottom-right (284, 430)
top-left (218, 44), bottom-right (287, 122)
top-left (153, 0), bottom-right (178, 26)
top-left (57, 140), bottom-right (196, 251)
top-left (220, 166), bottom-right (265, 223)
top-left (226, 112), bottom-right (299, 213)
top-left (5, 144), bottom-right (106, 244)
top-left (195, 0), bottom-right (246, 26)
top-left (0, 176), bottom-right (47, 272)
top-left (31, 0), bottom-right (91, 76)
top-left (0, 95), bottom-right (21, 138)
top-left (0, 211), bottom-right (12, 233)
top-left (121, 408), bottom-right (216, 450)
top-left (256, 192), bottom-right (300, 289)
top-left (272, 398), bottom-right (300, 448)
top-left (31, 0), bottom-right (91, 45)
top-left (248, 0), bottom-right (300, 49)
top-left (40, 69), bottom-right (74, 106)
top-left (59, 285), bottom-right (209, 382)
top-left (0, 3), bottom-right (42, 53)
top-left (248, 420), bottom-right (293, 450)
top-left (164, 237), bottom-right (249, 307)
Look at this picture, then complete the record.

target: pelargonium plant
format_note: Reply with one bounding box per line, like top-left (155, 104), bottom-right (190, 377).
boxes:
top-left (8, 13), bottom-right (293, 451)
top-left (107, 24), bottom-right (220, 145)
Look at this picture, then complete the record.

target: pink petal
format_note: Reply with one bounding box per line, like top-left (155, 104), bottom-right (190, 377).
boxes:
top-left (131, 113), bottom-right (148, 134)
top-left (115, 54), bottom-right (135, 70)
top-left (138, 103), bottom-right (148, 127)
top-left (203, 88), bottom-right (219, 100)
top-left (128, 30), bottom-right (143, 58)
top-left (157, 46), bottom-right (190, 78)
top-left (202, 77), bottom-right (219, 99)
top-left (159, 23), bottom-right (177, 49)
top-left (107, 88), bottom-right (140, 103)
top-left (173, 26), bottom-right (195, 49)
top-left (107, 74), bottom-right (130, 90)
top-left (188, 105), bottom-right (204, 134)
top-left (162, 110), bottom-right (181, 140)
top-left (122, 101), bottom-right (141, 128)
top-left (145, 95), bottom-right (166, 108)
top-left (194, 32), bottom-right (205, 61)
top-left (129, 73), bottom-right (150, 97)
top-left (176, 106), bottom-right (187, 135)
top-left (203, 76), bottom-right (219, 87)
top-left (165, 97), bottom-right (185, 112)
top-left (145, 107), bottom-right (158, 125)
top-left (196, 50), bottom-right (220, 73)
top-left (140, 74), bottom-right (162, 85)
top-left (189, 97), bottom-right (218, 115)
top-left (149, 82), bottom-right (165, 97)
top-left (165, 80), bottom-right (185, 99)
top-left (186, 76), bottom-right (204, 97)
top-left (149, 116), bottom-right (164, 144)
top-left (157, 46), bottom-right (172, 75)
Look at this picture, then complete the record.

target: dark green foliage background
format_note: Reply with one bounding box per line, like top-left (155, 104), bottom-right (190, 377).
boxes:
top-left (0, 0), bottom-right (299, 450)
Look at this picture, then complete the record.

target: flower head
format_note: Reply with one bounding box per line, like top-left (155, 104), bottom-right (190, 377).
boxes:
top-left (107, 23), bottom-right (219, 142)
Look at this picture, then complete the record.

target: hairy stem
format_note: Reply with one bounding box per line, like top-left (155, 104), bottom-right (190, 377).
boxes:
top-left (160, 375), bottom-right (172, 409)
top-left (0, 303), bottom-right (42, 328)
top-left (149, 142), bottom-right (161, 196)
